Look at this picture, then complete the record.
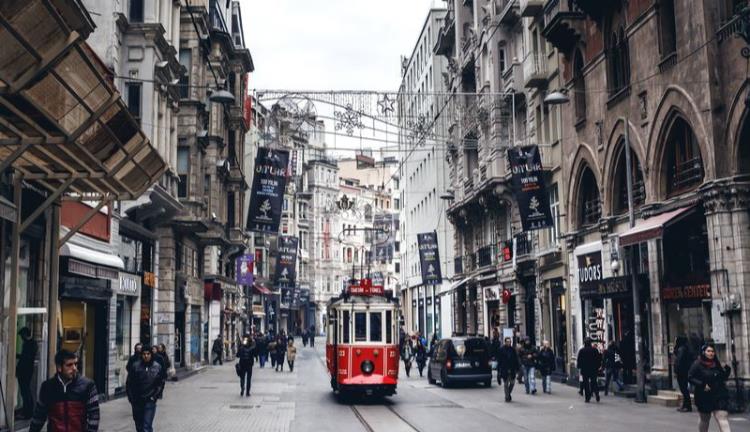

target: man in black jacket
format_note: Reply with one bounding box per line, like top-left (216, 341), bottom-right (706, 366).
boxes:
top-left (577, 338), bottom-right (602, 403)
top-left (674, 336), bottom-right (694, 412)
top-left (538, 340), bottom-right (556, 394)
top-left (236, 335), bottom-right (255, 396)
top-left (128, 345), bottom-right (166, 432)
top-left (497, 337), bottom-right (520, 402)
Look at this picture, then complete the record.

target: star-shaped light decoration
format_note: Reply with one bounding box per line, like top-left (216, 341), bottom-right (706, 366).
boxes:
top-left (377, 94), bottom-right (395, 116)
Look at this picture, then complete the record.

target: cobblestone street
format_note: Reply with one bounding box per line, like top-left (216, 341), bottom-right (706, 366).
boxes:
top-left (79, 340), bottom-right (750, 432)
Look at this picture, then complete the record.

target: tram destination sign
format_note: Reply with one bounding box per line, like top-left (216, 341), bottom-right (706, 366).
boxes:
top-left (417, 232), bottom-right (442, 285)
top-left (507, 145), bottom-right (553, 231)
top-left (246, 147), bottom-right (289, 234)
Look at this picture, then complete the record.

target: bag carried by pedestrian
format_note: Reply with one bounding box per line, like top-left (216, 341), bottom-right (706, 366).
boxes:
top-left (235, 362), bottom-right (242, 377)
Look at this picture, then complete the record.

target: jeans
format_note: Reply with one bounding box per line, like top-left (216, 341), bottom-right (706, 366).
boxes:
top-left (310, 337), bottom-right (315, 348)
top-left (131, 399), bottom-right (157, 432)
top-left (677, 374), bottom-right (692, 409)
top-left (287, 360), bottom-right (295, 372)
top-left (699, 411), bottom-right (730, 432)
top-left (499, 373), bottom-right (515, 401)
top-left (239, 367), bottom-right (253, 394)
top-left (524, 366), bottom-right (536, 393)
top-left (541, 374), bottom-right (552, 393)
top-left (604, 368), bottom-right (624, 394)
top-left (583, 374), bottom-right (599, 401)
top-left (259, 354), bottom-right (267, 368)
top-left (17, 376), bottom-right (34, 417)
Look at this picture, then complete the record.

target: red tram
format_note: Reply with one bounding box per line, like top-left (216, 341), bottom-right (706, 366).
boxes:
top-left (325, 279), bottom-right (400, 396)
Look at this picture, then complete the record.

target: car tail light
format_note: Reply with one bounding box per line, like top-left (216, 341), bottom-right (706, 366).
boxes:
top-left (446, 359), bottom-right (452, 370)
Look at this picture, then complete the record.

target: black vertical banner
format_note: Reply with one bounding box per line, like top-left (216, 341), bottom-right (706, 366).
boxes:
top-left (418, 232), bottom-right (442, 285)
top-left (507, 145), bottom-right (553, 231)
top-left (274, 236), bottom-right (298, 308)
top-left (246, 147), bottom-right (290, 233)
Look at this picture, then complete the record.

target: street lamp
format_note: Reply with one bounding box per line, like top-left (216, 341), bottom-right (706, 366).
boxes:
top-left (209, 88), bottom-right (235, 105)
top-left (440, 189), bottom-right (455, 201)
top-left (543, 90), bottom-right (570, 106)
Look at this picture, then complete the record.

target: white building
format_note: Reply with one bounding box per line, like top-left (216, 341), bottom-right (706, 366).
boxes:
top-left (397, 7), bottom-right (455, 339)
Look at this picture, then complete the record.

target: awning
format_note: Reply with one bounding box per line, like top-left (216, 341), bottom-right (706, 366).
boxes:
top-left (444, 277), bottom-right (471, 294)
top-left (253, 283), bottom-right (273, 295)
top-left (0, 0), bottom-right (167, 200)
top-left (619, 206), bottom-right (695, 247)
top-left (60, 242), bottom-right (124, 270)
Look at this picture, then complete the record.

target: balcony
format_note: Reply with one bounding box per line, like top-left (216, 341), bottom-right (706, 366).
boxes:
top-left (515, 233), bottom-right (533, 257)
top-left (538, 143), bottom-right (558, 171)
top-left (542, 0), bottom-right (585, 53)
top-left (520, 0), bottom-right (545, 17)
top-left (574, 0), bottom-right (618, 22)
top-left (477, 244), bottom-right (495, 268)
top-left (435, 8), bottom-right (456, 56)
top-left (523, 53), bottom-right (548, 88)
top-left (501, 62), bottom-right (523, 94)
top-left (496, 0), bottom-right (520, 26)
top-left (464, 252), bottom-right (477, 273)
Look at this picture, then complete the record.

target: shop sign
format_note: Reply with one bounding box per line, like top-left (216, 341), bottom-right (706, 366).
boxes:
top-left (580, 276), bottom-right (631, 299)
top-left (587, 308), bottom-right (606, 352)
top-left (143, 271), bottom-right (156, 288)
top-left (417, 232), bottom-right (442, 285)
top-left (661, 281), bottom-right (711, 303)
top-left (115, 272), bottom-right (141, 297)
top-left (484, 287), bottom-right (500, 300)
top-left (67, 258), bottom-right (118, 280)
top-left (507, 145), bottom-right (553, 231)
top-left (577, 252), bottom-right (603, 291)
top-left (236, 255), bottom-right (254, 286)
top-left (246, 147), bottom-right (290, 234)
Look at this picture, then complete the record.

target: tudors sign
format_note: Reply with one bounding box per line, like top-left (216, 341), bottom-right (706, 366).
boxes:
top-left (417, 232), bottom-right (442, 285)
top-left (246, 147), bottom-right (290, 234)
top-left (115, 272), bottom-right (141, 297)
top-left (507, 145), bottom-right (553, 231)
top-left (577, 251), bottom-right (603, 292)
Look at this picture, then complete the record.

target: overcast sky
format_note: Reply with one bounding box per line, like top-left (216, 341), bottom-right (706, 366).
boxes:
top-left (243, 0), bottom-right (444, 92)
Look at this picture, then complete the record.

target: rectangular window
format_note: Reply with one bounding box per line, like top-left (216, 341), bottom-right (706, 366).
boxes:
top-left (354, 312), bottom-right (367, 342)
top-left (177, 147), bottom-right (190, 198)
top-left (178, 49), bottom-right (191, 99)
top-left (125, 83), bottom-right (142, 124)
top-left (129, 0), bottom-right (144, 22)
top-left (395, 262), bottom-right (400, 273)
top-left (385, 311), bottom-right (393, 344)
top-left (370, 312), bottom-right (382, 342)
top-left (342, 311), bottom-right (350, 343)
top-left (549, 184), bottom-right (560, 243)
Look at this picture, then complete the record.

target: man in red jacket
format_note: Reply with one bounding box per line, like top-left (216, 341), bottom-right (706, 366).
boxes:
top-left (29, 349), bottom-right (100, 432)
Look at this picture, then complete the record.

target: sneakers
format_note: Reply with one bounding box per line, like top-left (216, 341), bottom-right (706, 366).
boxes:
top-left (595, 394), bottom-right (600, 403)
top-left (532, 389), bottom-right (537, 395)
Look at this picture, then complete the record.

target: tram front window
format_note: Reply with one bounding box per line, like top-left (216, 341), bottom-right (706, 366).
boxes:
top-left (342, 311), bottom-right (350, 343)
top-left (370, 312), bottom-right (382, 342)
top-left (355, 312), bottom-right (367, 342)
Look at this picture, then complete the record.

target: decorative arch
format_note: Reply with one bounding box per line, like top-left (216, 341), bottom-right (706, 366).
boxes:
top-left (603, 118), bottom-right (648, 213)
top-left (725, 79), bottom-right (750, 175)
top-left (646, 87), bottom-right (713, 200)
top-left (567, 144), bottom-right (602, 230)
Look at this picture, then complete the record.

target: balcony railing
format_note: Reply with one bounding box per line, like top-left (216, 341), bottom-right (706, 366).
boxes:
top-left (477, 244), bottom-right (495, 268)
top-left (671, 157), bottom-right (704, 192)
top-left (523, 53), bottom-right (548, 88)
top-left (515, 233), bottom-right (533, 256)
top-left (582, 198), bottom-right (602, 226)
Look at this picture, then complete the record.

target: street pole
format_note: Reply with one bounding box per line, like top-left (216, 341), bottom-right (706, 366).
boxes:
top-left (623, 119), bottom-right (646, 403)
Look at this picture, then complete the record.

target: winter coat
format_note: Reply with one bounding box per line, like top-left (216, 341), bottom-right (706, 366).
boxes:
top-left (127, 359), bottom-right (166, 402)
top-left (415, 343), bottom-right (427, 365)
top-left (16, 338), bottom-right (38, 380)
top-left (518, 345), bottom-right (538, 368)
top-left (603, 347), bottom-right (622, 370)
top-left (577, 346), bottom-right (602, 376)
top-left (287, 344), bottom-right (297, 362)
top-left (497, 345), bottom-right (520, 378)
top-left (212, 339), bottom-right (223, 354)
top-left (29, 374), bottom-right (100, 432)
top-left (489, 338), bottom-right (501, 360)
top-left (537, 348), bottom-right (556, 376)
top-left (256, 338), bottom-right (268, 356)
top-left (237, 343), bottom-right (255, 369)
top-left (688, 357), bottom-right (731, 413)
top-left (674, 345), bottom-right (694, 377)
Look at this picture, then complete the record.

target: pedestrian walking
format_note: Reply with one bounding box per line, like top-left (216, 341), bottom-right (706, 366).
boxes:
top-left (302, 329), bottom-right (308, 347)
top-left (538, 340), bottom-right (555, 394)
top-left (287, 339), bottom-right (297, 372)
top-left (275, 335), bottom-right (287, 372)
top-left (519, 340), bottom-right (538, 394)
top-left (401, 339), bottom-right (414, 377)
top-left (236, 335), bottom-right (255, 396)
top-left (255, 333), bottom-right (267, 368)
top-left (127, 345), bottom-right (167, 432)
top-left (309, 325), bottom-right (316, 348)
top-left (577, 338), bottom-right (602, 403)
top-left (415, 339), bottom-right (427, 377)
top-left (29, 349), bottom-right (100, 432)
top-left (497, 337), bottom-right (520, 402)
top-left (689, 344), bottom-right (732, 432)
top-left (212, 335), bottom-right (223, 365)
top-left (127, 343), bottom-right (144, 373)
top-left (158, 343), bottom-right (174, 379)
top-left (16, 327), bottom-right (37, 419)
top-left (603, 340), bottom-right (624, 396)
top-left (268, 338), bottom-right (277, 369)
top-left (675, 336), bottom-right (695, 412)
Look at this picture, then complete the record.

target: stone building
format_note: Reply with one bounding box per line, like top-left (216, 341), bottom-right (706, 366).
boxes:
top-left (539, 0), bottom-right (750, 394)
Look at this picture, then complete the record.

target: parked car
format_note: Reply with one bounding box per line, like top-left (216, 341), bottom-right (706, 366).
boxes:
top-left (427, 337), bottom-right (491, 388)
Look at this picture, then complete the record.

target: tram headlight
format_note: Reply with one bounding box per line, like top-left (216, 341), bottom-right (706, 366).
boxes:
top-left (361, 360), bottom-right (374, 374)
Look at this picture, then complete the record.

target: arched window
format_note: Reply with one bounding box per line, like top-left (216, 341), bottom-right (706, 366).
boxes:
top-left (664, 116), bottom-right (704, 196)
top-left (578, 166), bottom-right (601, 227)
top-left (737, 113), bottom-right (750, 173)
top-left (612, 139), bottom-right (645, 214)
top-left (573, 48), bottom-right (586, 122)
top-left (606, 3), bottom-right (630, 96)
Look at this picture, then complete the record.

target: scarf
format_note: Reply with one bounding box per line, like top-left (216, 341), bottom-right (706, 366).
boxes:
top-left (700, 355), bottom-right (716, 369)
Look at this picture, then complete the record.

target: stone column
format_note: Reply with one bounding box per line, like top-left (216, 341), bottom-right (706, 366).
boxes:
top-left (156, 227), bottom-right (176, 363)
